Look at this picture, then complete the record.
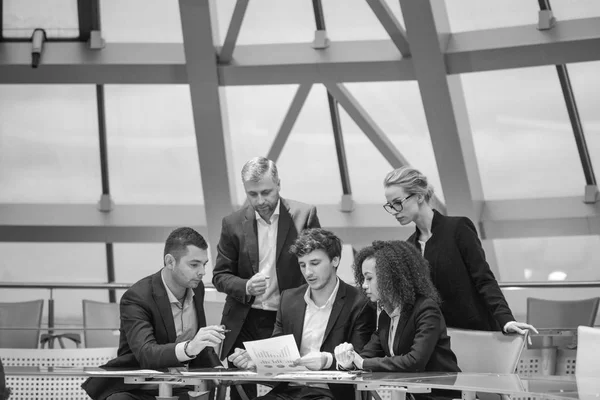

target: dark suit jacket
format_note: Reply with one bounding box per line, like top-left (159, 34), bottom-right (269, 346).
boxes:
top-left (82, 270), bottom-right (221, 400)
top-left (407, 210), bottom-right (514, 331)
top-left (212, 198), bottom-right (320, 358)
top-left (273, 280), bottom-right (376, 400)
top-left (361, 296), bottom-right (460, 373)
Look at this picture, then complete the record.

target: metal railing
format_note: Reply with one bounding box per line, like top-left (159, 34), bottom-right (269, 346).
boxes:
top-left (1, 280), bottom-right (599, 347)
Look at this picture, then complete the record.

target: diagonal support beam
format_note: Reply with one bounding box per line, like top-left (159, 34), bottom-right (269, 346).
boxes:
top-left (399, 0), bottom-right (482, 220)
top-left (179, 0), bottom-right (237, 276)
top-left (366, 0), bottom-right (411, 57)
top-left (267, 83), bottom-right (312, 161)
top-left (218, 0), bottom-right (249, 64)
top-left (324, 81), bottom-right (446, 213)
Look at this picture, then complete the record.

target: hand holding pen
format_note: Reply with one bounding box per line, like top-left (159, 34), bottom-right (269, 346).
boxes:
top-left (186, 325), bottom-right (227, 357)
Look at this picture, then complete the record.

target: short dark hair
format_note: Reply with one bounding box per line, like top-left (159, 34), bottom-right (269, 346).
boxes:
top-left (289, 228), bottom-right (342, 261)
top-left (163, 227), bottom-right (207, 265)
top-left (353, 240), bottom-right (440, 313)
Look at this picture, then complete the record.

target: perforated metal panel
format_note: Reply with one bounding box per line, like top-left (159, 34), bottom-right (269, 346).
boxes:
top-left (1, 347), bottom-right (117, 400)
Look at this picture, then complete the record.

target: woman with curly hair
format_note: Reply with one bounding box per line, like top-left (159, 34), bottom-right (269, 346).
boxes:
top-left (334, 240), bottom-right (460, 375)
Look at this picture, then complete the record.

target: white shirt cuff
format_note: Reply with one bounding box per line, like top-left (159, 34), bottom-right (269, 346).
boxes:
top-left (324, 352), bottom-right (333, 369)
top-left (176, 341), bottom-right (195, 363)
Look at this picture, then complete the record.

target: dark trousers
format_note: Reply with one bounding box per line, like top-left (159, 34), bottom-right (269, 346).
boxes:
top-left (256, 385), bottom-right (334, 400)
top-left (228, 308), bottom-right (277, 400)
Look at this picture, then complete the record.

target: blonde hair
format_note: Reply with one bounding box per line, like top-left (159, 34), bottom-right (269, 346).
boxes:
top-left (383, 167), bottom-right (434, 203)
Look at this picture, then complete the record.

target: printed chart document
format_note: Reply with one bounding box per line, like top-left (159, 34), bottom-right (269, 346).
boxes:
top-left (244, 334), bottom-right (307, 372)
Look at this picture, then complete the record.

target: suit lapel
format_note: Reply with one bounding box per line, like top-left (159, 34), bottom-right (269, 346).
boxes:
top-left (322, 280), bottom-right (346, 344)
top-left (290, 291), bottom-right (307, 348)
top-left (243, 206), bottom-right (259, 274)
top-left (152, 270), bottom-right (177, 343)
top-left (276, 199), bottom-right (291, 263)
top-left (393, 311), bottom-right (410, 355)
top-left (379, 313), bottom-right (392, 356)
top-left (193, 283), bottom-right (206, 328)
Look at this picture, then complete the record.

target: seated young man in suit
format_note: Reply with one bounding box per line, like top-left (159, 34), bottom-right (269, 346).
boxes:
top-left (229, 228), bottom-right (376, 400)
top-left (82, 227), bottom-right (225, 400)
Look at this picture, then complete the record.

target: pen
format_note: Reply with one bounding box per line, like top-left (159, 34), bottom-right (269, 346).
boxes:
top-left (218, 329), bottom-right (232, 333)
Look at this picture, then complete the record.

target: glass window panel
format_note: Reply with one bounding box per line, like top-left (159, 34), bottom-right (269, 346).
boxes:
top-left (461, 67), bottom-right (585, 199)
top-left (100, 0), bottom-right (183, 43)
top-left (222, 85), bottom-right (299, 205)
top-left (0, 85), bottom-right (101, 203)
top-left (276, 85), bottom-right (342, 204)
top-left (322, 0), bottom-right (405, 41)
top-left (3, 0), bottom-right (78, 39)
top-left (104, 85), bottom-right (204, 205)
top-left (0, 243), bottom-right (107, 326)
top-left (446, 0), bottom-right (600, 33)
top-left (343, 82), bottom-right (444, 203)
top-left (549, 1), bottom-right (600, 21)
top-left (495, 236), bottom-right (600, 283)
top-left (446, 1), bottom-right (539, 32)
top-left (565, 61), bottom-right (600, 175)
top-left (114, 243), bottom-right (216, 287)
top-left (228, 0), bottom-right (313, 45)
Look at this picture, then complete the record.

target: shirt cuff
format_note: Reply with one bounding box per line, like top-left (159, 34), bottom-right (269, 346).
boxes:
top-left (176, 341), bottom-right (195, 363)
top-left (246, 280), bottom-right (251, 296)
top-left (323, 352), bottom-right (333, 369)
top-left (354, 354), bottom-right (364, 370)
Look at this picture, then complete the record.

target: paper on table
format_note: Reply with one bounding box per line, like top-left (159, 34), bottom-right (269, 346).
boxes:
top-left (180, 370), bottom-right (258, 377)
top-left (274, 371), bottom-right (357, 380)
top-left (244, 334), bottom-right (307, 373)
top-left (86, 369), bottom-right (162, 376)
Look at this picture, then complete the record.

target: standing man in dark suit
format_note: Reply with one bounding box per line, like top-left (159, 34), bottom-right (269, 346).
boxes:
top-left (212, 156), bottom-right (320, 399)
top-left (229, 228), bottom-right (376, 400)
top-left (82, 228), bottom-right (224, 400)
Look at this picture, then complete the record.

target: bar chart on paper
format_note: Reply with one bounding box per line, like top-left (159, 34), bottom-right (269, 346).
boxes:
top-left (244, 334), bottom-right (308, 372)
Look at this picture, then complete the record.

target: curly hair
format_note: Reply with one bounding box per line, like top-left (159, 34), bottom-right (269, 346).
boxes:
top-left (289, 228), bottom-right (342, 261)
top-left (353, 240), bottom-right (440, 313)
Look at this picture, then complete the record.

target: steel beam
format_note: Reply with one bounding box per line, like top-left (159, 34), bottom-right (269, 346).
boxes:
top-left (365, 0), bottom-right (410, 57)
top-left (179, 0), bottom-right (237, 262)
top-left (2, 16), bottom-right (600, 84)
top-left (218, 0), bottom-right (249, 64)
top-left (267, 84), bottom-right (312, 161)
top-left (1, 198), bottom-right (599, 241)
top-left (324, 81), bottom-right (446, 213)
top-left (399, 0), bottom-right (482, 221)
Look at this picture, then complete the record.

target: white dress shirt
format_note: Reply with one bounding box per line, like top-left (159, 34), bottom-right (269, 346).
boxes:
top-left (387, 307), bottom-right (402, 356)
top-left (251, 200), bottom-right (281, 311)
top-left (161, 271), bottom-right (198, 362)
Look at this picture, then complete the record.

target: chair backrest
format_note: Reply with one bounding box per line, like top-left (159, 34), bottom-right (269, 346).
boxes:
top-left (0, 300), bottom-right (44, 348)
top-left (82, 299), bottom-right (120, 348)
top-left (576, 326), bottom-right (600, 377)
top-left (1, 347), bottom-right (118, 400)
top-left (527, 297), bottom-right (600, 348)
top-left (447, 328), bottom-right (527, 373)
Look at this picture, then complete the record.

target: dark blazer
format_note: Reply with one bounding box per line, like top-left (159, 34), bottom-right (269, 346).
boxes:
top-left (273, 280), bottom-right (376, 400)
top-left (212, 198), bottom-right (320, 358)
top-left (361, 296), bottom-right (460, 373)
top-left (407, 210), bottom-right (514, 331)
top-left (82, 270), bottom-right (221, 400)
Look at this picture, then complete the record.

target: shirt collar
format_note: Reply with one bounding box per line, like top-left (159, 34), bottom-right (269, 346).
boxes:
top-left (304, 277), bottom-right (340, 309)
top-left (386, 306), bottom-right (402, 319)
top-left (255, 199), bottom-right (281, 224)
top-left (161, 269), bottom-right (195, 305)
top-left (414, 208), bottom-right (442, 239)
